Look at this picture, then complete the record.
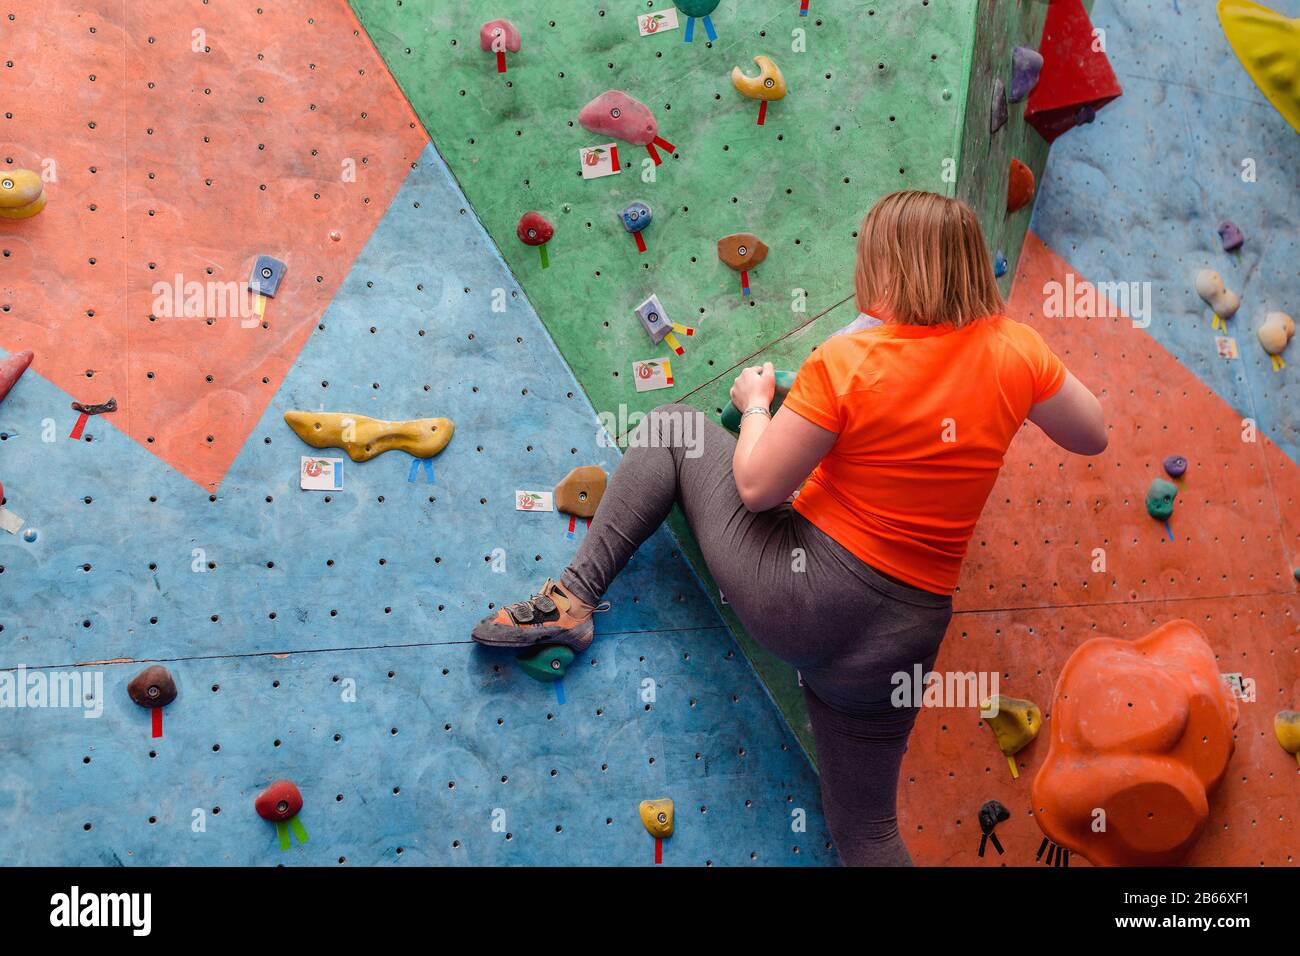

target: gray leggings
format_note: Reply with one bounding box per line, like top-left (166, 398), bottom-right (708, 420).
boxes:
top-left (561, 405), bottom-right (953, 866)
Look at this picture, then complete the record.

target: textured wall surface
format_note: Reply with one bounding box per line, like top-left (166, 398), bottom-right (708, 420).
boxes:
top-left (349, 0), bottom-right (1061, 751)
top-left (0, 0), bottom-right (835, 863)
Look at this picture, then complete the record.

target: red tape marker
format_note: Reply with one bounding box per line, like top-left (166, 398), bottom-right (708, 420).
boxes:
top-left (757, 101), bottom-right (768, 125)
top-left (645, 142), bottom-right (661, 166)
top-left (496, 51), bottom-right (507, 73)
top-left (68, 412), bottom-right (89, 440)
top-left (633, 232), bottom-right (647, 253)
top-left (151, 708), bottom-right (163, 739)
top-left (740, 270), bottom-right (750, 296)
top-left (653, 135), bottom-right (675, 153)
top-left (654, 837), bottom-right (663, 864)
top-left (609, 144), bottom-right (621, 170)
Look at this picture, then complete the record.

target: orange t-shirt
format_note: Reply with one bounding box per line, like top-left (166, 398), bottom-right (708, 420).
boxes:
top-left (782, 315), bottom-right (1066, 594)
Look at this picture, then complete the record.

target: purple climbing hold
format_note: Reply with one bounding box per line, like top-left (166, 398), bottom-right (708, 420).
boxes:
top-left (1162, 455), bottom-right (1188, 479)
top-left (1010, 46), bottom-right (1044, 104)
top-left (1075, 104), bottom-right (1097, 126)
top-left (991, 78), bottom-right (1009, 133)
top-left (1217, 221), bottom-right (1244, 252)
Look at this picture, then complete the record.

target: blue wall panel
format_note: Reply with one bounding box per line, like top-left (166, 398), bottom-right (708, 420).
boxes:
top-left (1030, 0), bottom-right (1300, 460)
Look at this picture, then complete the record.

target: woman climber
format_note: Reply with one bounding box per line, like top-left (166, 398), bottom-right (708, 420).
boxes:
top-left (471, 190), bottom-right (1107, 866)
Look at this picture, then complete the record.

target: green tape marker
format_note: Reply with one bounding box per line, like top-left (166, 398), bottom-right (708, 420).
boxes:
top-left (289, 816), bottom-right (310, 845)
top-left (539, 244), bottom-right (549, 269)
top-left (276, 820), bottom-right (291, 851)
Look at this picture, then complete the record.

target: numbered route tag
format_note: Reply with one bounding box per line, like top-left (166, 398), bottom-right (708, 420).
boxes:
top-left (579, 143), bottom-right (621, 179)
top-left (300, 456), bottom-right (344, 491)
top-left (1214, 336), bottom-right (1239, 360)
top-left (637, 9), bottom-right (679, 35)
top-left (516, 490), bottom-right (554, 512)
top-left (633, 358), bottom-right (674, 392)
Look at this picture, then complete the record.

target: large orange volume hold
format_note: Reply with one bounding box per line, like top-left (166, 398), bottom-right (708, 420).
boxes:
top-left (1030, 620), bottom-right (1237, 866)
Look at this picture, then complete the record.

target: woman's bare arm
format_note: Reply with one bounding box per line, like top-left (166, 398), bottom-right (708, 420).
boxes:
top-left (730, 363), bottom-right (838, 512)
top-left (1027, 371), bottom-right (1107, 455)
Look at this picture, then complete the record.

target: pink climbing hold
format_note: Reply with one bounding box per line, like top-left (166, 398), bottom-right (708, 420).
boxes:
top-left (579, 91), bottom-right (676, 165)
top-left (480, 19), bottom-right (520, 73)
top-left (0, 350), bottom-right (33, 407)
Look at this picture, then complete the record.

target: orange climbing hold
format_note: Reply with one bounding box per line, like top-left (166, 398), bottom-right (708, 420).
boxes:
top-left (1031, 620), bottom-right (1238, 867)
top-left (1007, 159), bottom-right (1035, 213)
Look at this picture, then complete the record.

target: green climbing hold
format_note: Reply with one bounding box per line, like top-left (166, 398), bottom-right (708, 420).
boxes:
top-left (517, 645), bottom-right (574, 683)
top-left (1145, 478), bottom-right (1178, 521)
top-left (1293, 567), bottom-right (1300, 582)
top-left (720, 369), bottom-right (796, 432)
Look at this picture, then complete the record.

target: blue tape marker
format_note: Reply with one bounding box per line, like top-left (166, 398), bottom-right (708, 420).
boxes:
top-left (554, 680), bottom-right (566, 705)
top-left (407, 457), bottom-right (435, 484)
top-left (1164, 520), bottom-right (1174, 542)
top-left (702, 15), bottom-right (717, 41)
top-left (683, 16), bottom-right (694, 42)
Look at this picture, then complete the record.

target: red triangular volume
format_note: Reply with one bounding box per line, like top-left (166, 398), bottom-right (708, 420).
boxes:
top-left (1025, 0), bottom-right (1123, 143)
top-left (0, 350), bottom-right (33, 406)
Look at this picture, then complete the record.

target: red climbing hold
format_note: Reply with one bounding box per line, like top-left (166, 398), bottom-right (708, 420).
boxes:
top-left (255, 780), bottom-right (304, 822)
top-left (1007, 159), bottom-right (1035, 213)
top-left (0, 350), bottom-right (33, 406)
top-left (1024, 0), bottom-right (1122, 143)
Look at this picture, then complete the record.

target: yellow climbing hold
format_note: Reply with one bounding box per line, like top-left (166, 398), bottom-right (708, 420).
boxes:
top-left (1218, 0), bottom-right (1300, 134)
top-left (283, 411), bottom-right (454, 462)
top-left (0, 169), bottom-right (46, 219)
top-left (638, 798), bottom-right (674, 839)
top-left (731, 55), bottom-right (787, 101)
top-left (980, 694), bottom-right (1041, 779)
top-left (1275, 710), bottom-right (1300, 766)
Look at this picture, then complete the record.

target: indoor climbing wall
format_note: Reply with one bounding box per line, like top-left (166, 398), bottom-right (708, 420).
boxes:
top-left (0, 1), bottom-right (835, 864)
top-left (349, 0), bottom-right (1053, 750)
top-left (897, 0), bottom-right (1300, 866)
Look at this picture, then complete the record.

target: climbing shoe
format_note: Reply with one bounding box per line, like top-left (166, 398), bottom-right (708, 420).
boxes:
top-left (471, 579), bottom-right (607, 652)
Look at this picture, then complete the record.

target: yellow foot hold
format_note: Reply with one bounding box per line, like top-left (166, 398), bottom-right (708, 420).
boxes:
top-left (981, 694), bottom-right (1042, 777)
top-left (1274, 710), bottom-right (1300, 763)
top-left (283, 410), bottom-right (454, 462)
top-left (0, 169), bottom-right (46, 219)
top-left (731, 55), bottom-right (787, 101)
top-left (1218, 0), bottom-right (1300, 134)
top-left (638, 798), bottom-right (674, 839)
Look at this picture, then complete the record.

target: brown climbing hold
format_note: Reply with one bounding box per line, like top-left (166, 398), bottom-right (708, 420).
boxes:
top-left (639, 798), bottom-right (674, 838)
top-left (717, 233), bottom-right (768, 270)
top-left (0, 169), bottom-right (46, 219)
top-left (127, 665), bottom-right (177, 709)
top-left (255, 780), bottom-right (304, 822)
top-left (554, 465), bottom-right (607, 518)
top-left (1007, 159), bottom-right (1035, 213)
top-left (1031, 620), bottom-right (1237, 866)
top-left (283, 411), bottom-right (454, 462)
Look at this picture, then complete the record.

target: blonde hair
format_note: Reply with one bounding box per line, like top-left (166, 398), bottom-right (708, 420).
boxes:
top-left (854, 191), bottom-right (1004, 328)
